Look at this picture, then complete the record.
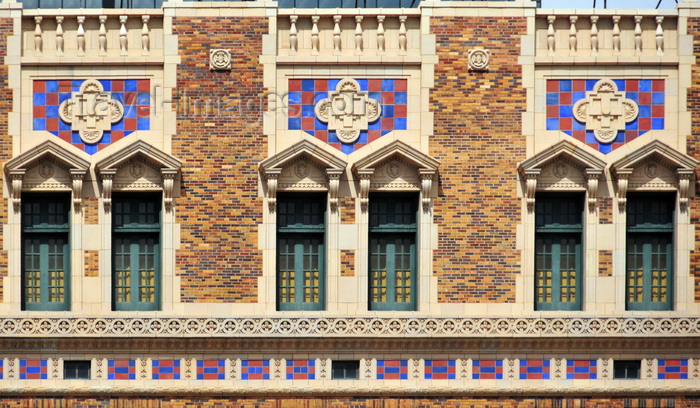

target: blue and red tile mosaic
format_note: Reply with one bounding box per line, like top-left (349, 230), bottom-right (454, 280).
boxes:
top-left (566, 360), bottom-right (597, 379)
top-left (546, 79), bottom-right (664, 154)
top-left (152, 359), bottom-right (180, 380)
top-left (0, 359), bottom-right (3, 380)
top-left (32, 79), bottom-right (150, 155)
top-left (197, 360), bottom-right (225, 380)
top-left (377, 360), bottom-right (408, 380)
top-left (520, 359), bottom-right (550, 380)
top-left (19, 359), bottom-right (47, 380)
top-left (241, 360), bottom-right (270, 380)
top-left (287, 78), bottom-right (408, 154)
top-left (472, 359), bottom-right (503, 380)
top-left (286, 359), bottom-right (315, 380)
top-left (108, 359), bottom-right (135, 380)
top-left (425, 360), bottom-right (456, 380)
top-left (658, 359), bottom-right (688, 379)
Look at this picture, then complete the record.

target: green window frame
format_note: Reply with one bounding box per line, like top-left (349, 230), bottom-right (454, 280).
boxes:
top-left (112, 193), bottom-right (161, 311)
top-left (21, 194), bottom-right (71, 311)
top-left (535, 193), bottom-right (583, 311)
top-left (276, 193), bottom-right (326, 311)
top-left (369, 193), bottom-right (417, 311)
top-left (626, 193), bottom-right (674, 311)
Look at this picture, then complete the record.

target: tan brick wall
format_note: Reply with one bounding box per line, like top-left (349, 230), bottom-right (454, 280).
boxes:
top-left (598, 197), bottom-right (613, 224)
top-left (430, 17), bottom-right (526, 303)
top-left (0, 18), bottom-right (13, 302)
top-left (340, 196), bottom-right (355, 224)
top-left (686, 18), bottom-right (700, 302)
top-left (599, 250), bottom-right (612, 277)
top-left (83, 197), bottom-right (99, 225)
top-left (172, 17), bottom-right (267, 302)
top-left (84, 250), bottom-right (99, 277)
top-left (0, 397), bottom-right (691, 408)
top-left (340, 249), bottom-right (355, 277)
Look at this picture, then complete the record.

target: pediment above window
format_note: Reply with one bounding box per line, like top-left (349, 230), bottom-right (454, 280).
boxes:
top-left (518, 140), bottom-right (606, 212)
top-left (260, 139), bottom-right (348, 212)
top-left (611, 140), bottom-right (699, 212)
top-left (351, 140), bottom-right (440, 212)
top-left (4, 139), bottom-right (90, 212)
top-left (95, 140), bottom-right (181, 212)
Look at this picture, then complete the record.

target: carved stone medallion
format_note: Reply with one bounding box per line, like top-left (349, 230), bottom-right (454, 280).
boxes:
top-left (209, 49), bottom-right (231, 71)
top-left (130, 162), bottom-right (145, 179)
top-left (552, 163), bottom-right (568, 178)
top-left (572, 79), bottom-right (639, 144)
top-left (645, 162), bottom-right (658, 178)
top-left (314, 78), bottom-right (381, 144)
top-left (294, 163), bottom-right (309, 178)
top-left (386, 162), bottom-right (403, 178)
top-left (38, 162), bottom-right (54, 179)
top-left (58, 79), bottom-right (125, 144)
top-left (468, 49), bottom-right (490, 71)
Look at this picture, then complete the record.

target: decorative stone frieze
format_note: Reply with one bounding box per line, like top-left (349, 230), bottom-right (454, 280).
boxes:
top-left (314, 78), bottom-right (381, 144)
top-left (58, 79), bottom-right (124, 145)
top-left (611, 140), bottom-right (698, 212)
top-left (518, 140), bottom-right (606, 212)
top-left (572, 79), bottom-right (639, 144)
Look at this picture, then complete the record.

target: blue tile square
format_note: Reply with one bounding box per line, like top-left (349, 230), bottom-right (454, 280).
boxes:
top-left (369, 92), bottom-right (382, 103)
top-left (627, 92), bottom-right (639, 103)
top-left (613, 79), bottom-right (625, 91)
top-left (395, 92), bottom-right (407, 104)
top-left (33, 118), bottom-right (46, 130)
top-left (652, 118), bottom-right (664, 129)
top-left (138, 93), bottom-right (150, 105)
top-left (328, 78), bottom-right (339, 90)
top-left (33, 93), bottom-right (46, 106)
top-left (46, 105), bottom-right (58, 117)
top-left (356, 79), bottom-right (368, 91)
top-left (639, 105), bottom-right (651, 117)
top-left (72, 80), bottom-right (83, 90)
top-left (572, 92), bottom-right (585, 102)
top-left (394, 117), bottom-right (407, 130)
top-left (639, 80), bottom-right (652, 92)
top-left (598, 143), bottom-right (612, 154)
top-left (125, 79), bottom-right (138, 92)
top-left (341, 143), bottom-right (354, 154)
top-left (546, 118), bottom-right (559, 131)
top-left (313, 92), bottom-right (326, 105)
top-left (652, 92), bottom-right (665, 105)
top-left (59, 93), bottom-right (72, 103)
top-left (381, 79), bottom-right (394, 92)
top-left (46, 81), bottom-right (58, 93)
top-left (572, 119), bottom-right (585, 130)
top-left (559, 105), bottom-right (572, 118)
top-left (100, 80), bottom-right (111, 91)
top-left (287, 92), bottom-right (301, 105)
top-left (314, 118), bottom-right (327, 130)
top-left (383, 105), bottom-right (394, 117)
top-left (546, 93), bottom-right (558, 105)
top-left (302, 79), bottom-right (315, 92)
top-left (559, 80), bottom-right (571, 92)
top-left (302, 105), bottom-right (315, 117)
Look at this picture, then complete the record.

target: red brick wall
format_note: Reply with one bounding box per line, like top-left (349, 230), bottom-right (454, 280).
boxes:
top-left (430, 17), bottom-right (526, 303)
top-left (0, 18), bottom-right (13, 302)
top-left (686, 18), bottom-right (700, 302)
top-left (172, 17), bottom-right (267, 302)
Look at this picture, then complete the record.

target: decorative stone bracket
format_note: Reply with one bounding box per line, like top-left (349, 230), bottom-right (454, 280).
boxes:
top-left (327, 168), bottom-right (343, 212)
top-left (162, 168), bottom-right (178, 212)
top-left (677, 169), bottom-right (693, 212)
top-left (100, 169), bottom-right (116, 212)
top-left (523, 169), bottom-right (540, 213)
top-left (9, 170), bottom-right (25, 213)
top-left (357, 169), bottom-right (374, 213)
top-left (419, 169), bottom-right (436, 212)
top-left (264, 168), bottom-right (281, 212)
top-left (585, 169), bottom-right (602, 211)
top-left (70, 169), bottom-right (87, 211)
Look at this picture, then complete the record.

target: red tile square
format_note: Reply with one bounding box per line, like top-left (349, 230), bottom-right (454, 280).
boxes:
top-left (288, 79), bottom-right (301, 92)
top-left (625, 130), bottom-right (638, 141)
top-left (368, 130), bottom-right (381, 142)
top-left (124, 93), bottom-right (137, 106)
top-left (302, 117), bottom-right (315, 130)
top-left (612, 142), bottom-right (624, 150)
top-left (314, 130), bottom-right (327, 142)
top-left (559, 117), bottom-right (572, 130)
top-left (33, 81), bottom-right (45, 92)
top-left (626, 80), bottom-right (638, 92)
top-left (46, 93), bottom-right (59, 105)
top-left (59, 131), bottom-right (72, 143)
top-left (125, 118), bottom-right (137, 130)
top-left (329, 143), bottom-right (341, 150)
top-left (46, 118), bottom-right (58, 131)
top-left (33, 106), bottom-right (45, 117)
top-left (395, 80), bottom-right (407, 92)
top-left (315, 80), bottom-right (326, 92)
top-left (573, 130), bottom-right (586, 143)
top-left (546, 105), bottom-right (558, 118)
top-left (369, 79), bottom-right (383, 92)
top-left (652, 105), bottom-right (664, 118)
top-left (639, 117), bottom-right (651, 130)
top-left (652, 79), bottom-right (664, 92)
top-left (111, 131), bottom-right (124, 143)
top-left (354, 142), bottom-right (366, 150)
top-left (111, 81), bottom-right (124, 92)
top-left (546, 80), bottom-right (558, 92)
top-left (301, 92), bottom-right (315, 105)
top-left (59, 80), bottom-right (72, 91)
top-left (381, 92), bottom-right (394, 104)
top-left (587, 142), bottom-right (599, 150)
top-left (572, 80), bottom-right (585, 92)
top-left (394, 105), bottom-right (407, 117)
top-left (381, 117), bottom-right (393, 129)
top-left (137, 79), bottom-right (150, 92)
top-left (559, 92), bottom-right (572, 105)
top-left (639, 92), bottom-right (652, 105)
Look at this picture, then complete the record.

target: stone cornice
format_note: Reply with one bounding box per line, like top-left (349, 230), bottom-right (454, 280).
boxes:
top-left (1, 317), bottom-right (699, 338)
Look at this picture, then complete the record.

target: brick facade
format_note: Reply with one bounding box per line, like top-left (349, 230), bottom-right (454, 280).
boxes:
top-left (172, 17), bottom-right (267, 303)
top-left (430, 17), bottom-right (526, 303)
top-left (686, 17), bottom-right (700, 302)
top-left (0, 18), bottom-right (12, 302)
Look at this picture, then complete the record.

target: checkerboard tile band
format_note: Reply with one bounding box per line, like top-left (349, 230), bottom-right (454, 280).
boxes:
top-left (377, 360), bottom-right (408, 380)
top-left (658, 359), bottom-right (688, 379)
top-left (545, 79), bottom-right (664, 154)
top-left (286, 359), bottom-right (315, 380)
top-left (424, 359), bottom-right (456, 380)
top-left (197, 360), bottom-right (225, 380)
top-left (566, 360), bottom-right (597, 379)
top-left (19, 359), bottom-right (47, 380)
top-left (32, 79), bottom-right (150, 155)
top-left (152, 359), bottom-right (180, 380)
top-left (520, 359), bottom-right (550, 380)
top-left (108, 359), bottom-right (136, 380)
top-left (472, 359), bottom-right (503, 380)
top-left (241, 360), bottom-right (270, 380)
top-left (0, 359), bottom-right (3, 380)
top-left (288, 78), bottom-right (408, 155)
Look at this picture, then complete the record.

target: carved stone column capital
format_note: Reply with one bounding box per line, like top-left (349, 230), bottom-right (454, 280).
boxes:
top-left (264, 169), bottom-right (281, 212)
top-left (161, 168), bottom-right (178, 213)
top-left (70, 169), bottom-right (87, 212)
top-left (9, 170), bottom-right (25, 213)
top-left (523, 169), bottom-right (540, 213)
top-left (614, 169), bottom-right (632, 212)
top-left (357, 169), bottom-right (374, 213)
top-left (676, 168), bottom-right (693, 213)
top-left (326, 168), bottom-right (343, 213)
top-left (100, 169), bottom-right (117, 212)
top-left (584, 169), bottom-right (602, 211)
top-left (418, 169), bottom-right (436, 212)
